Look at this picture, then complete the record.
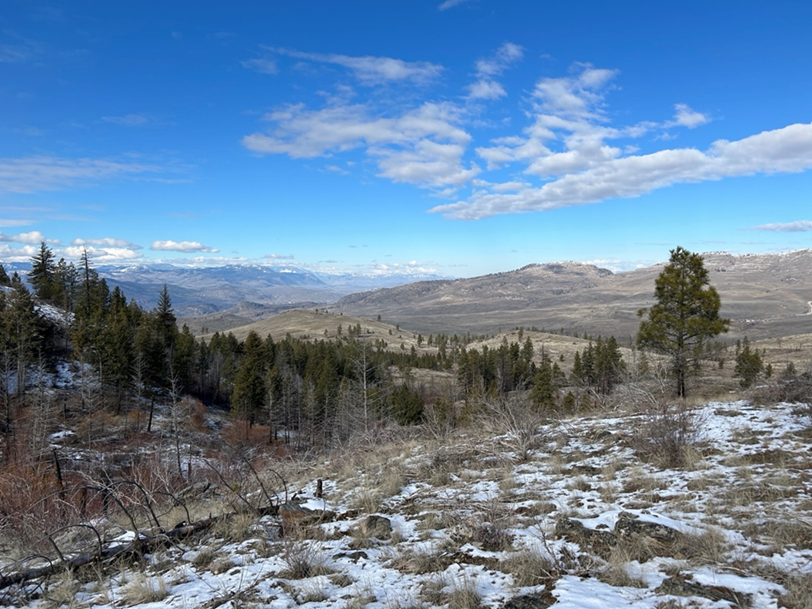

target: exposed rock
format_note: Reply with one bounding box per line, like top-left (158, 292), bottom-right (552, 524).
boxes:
top-left (332, 551), bottom-right (368, 562)
top-left (554, 517), bottom-right (617, 558)
top-left (502, 592), bottom-right (554, 609)
top-left (449, 522), bottom-right (476, 543)
top-left (556, 513), bottom-right (684, 559)
top-left (656, 576), bottom-right (752, 607)
top-left (279, 502), bottom-right (335, 528)
top-left (360, 515), bottom-right (392, 539)
top-left (614, 511), bottom-right (680, 543)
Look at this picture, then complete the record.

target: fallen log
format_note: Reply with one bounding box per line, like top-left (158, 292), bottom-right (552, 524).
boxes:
top-left (0, 514), bottom-right (224, 591)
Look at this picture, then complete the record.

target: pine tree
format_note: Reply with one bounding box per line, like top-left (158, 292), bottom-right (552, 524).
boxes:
top-left (99, 286), bottom-right (136, 409)
top-left (155, 284), bottom-right (178, 353)
top-left (231, 331), bottom-right (267, 424)
top-left (734, 336), bottom-right (763, 388)
top-left (638, 247), bottom-right (729, 397)
top-left (0, 283), bottom-right (45, 398)
top-left (530, 355), bottom-right (557, 410)
top-left (28, 242), bottom-right (57, 301)
top-left (0, 264), bottom-right (10, 287)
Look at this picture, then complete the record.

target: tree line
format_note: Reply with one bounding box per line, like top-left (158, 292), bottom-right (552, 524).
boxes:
top-left (4, 242), bottom-right (772, 454)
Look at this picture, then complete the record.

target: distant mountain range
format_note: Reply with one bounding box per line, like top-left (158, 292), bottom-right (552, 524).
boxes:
top-left (5, 250), bottom-right (812, 341)
top-left (0, 261), bottom-right (449, 316)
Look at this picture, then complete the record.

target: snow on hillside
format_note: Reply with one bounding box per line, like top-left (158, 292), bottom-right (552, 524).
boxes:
top-left (4, 400), bottom-right (812, 608)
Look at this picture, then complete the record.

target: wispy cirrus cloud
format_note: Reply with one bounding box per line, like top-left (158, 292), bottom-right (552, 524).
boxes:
top-left (0, 37), bottom-right (42, 63)
top-left (745, 220), bottom-right (812, 232)
top-left (0, 156), bottom-right (165, 194)
top-left (264, 253), bottom-right (294, 260)
top-left (151, 240), bottom-right (219, 253)
top-left (265, 47), bottom-right (443, 86)
top-left (438, 0), bottom-right (470, 10)
top-left (101, 113), bottom-right (170, 128)
top-left (241, 57), bottom-right (278, 75)
top-left (72, 237), bottom-right (143, 249)
top-left (0, 218), bottom-right (34, 228)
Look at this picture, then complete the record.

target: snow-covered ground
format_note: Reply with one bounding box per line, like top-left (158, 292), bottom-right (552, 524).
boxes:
top-left (4, 400), bottom-right (812, 608)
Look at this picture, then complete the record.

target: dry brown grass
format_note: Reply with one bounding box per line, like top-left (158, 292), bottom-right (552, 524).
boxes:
top-left (445, 576), bottom-right (482, 609)
top-left (598, 550), bottom-right (648, 589)
top-left (119, 573), bottom-right (168, 606)
top-left (499, 549), bottom-right (556, 587)
top-left (44, 570), bottom-right (81, 608)
top-left (212, 512), bottom-right (260, 544)
top-left (279, 538), bottom-right (333, 579)
top-left (675, 527), bottom-right (729, 564)
top-left (390, 544), bottom-right (448, 574)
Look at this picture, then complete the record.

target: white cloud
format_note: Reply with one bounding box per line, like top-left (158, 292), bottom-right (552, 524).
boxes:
top-left (0, 244), bottom-right (37, 262)
top-left (438, 0), bottom-right (469, 10)
top-left (533, 66), bottom-right (618, 118)
top-left (466, 79), bottom-right (506, 100)
top-left (241, 57), bottom-right (278, 75)
top-left (475, 43), bottom-right (524, 78)
top-left (467, 43), bottom-right (523, 100)
top-left (0, 230), bottom-right (58, 244)
top-left (72, 237), bottom-right (142, 249)
top-left (374, 141), bottom-right (480, 186)
top-left (745, 220), bottom-right (812, 232)
top-left (431, 121), bottom-right (812, 219)
top-left (151, 240), bottom-right (219, 253)
top-left (0, 156), bottom-right (163, 194)
top-left (264, 253), bottom-right (295, 260)
top-left (0, 219), bottom-right (33, 227)
top-left (243, 101), bottom-right (477, 189)
top-left (582, 259), bottom-right (651, 273)
top-left (269, 48), bottom-right (443, 86)
top-left (63, 245), bottom-right (144, 261)
top-left (669, 103), bottom-right (710, 128)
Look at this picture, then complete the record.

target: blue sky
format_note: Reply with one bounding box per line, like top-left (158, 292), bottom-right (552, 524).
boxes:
top-left (2, 0), bottom-right (812, 277)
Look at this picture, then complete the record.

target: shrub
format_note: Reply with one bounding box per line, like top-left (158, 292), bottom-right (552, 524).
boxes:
top-left (629, 401), bottom-right (699, 469)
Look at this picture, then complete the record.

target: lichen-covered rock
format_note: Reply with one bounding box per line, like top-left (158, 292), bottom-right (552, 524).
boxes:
top-left (360, 514), bottom-right (392, 539)
top-left (615, 511), bottom-right (679, 543)
top-left (502, 592), bottom-right (554, 609)
top-left (656, 576), bottom-right (752, 607)
top-left (554, 517), bottom-right (617, 558)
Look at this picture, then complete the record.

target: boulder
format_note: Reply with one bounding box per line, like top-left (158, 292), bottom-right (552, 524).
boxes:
top-left (614, 511), bottom-right (679, 543)
top-left (360, 515), bottom-right (392, 539)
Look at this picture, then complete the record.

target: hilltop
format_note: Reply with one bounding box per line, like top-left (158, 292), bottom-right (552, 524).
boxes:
top-left (330, 250), bottom-right (812, 340)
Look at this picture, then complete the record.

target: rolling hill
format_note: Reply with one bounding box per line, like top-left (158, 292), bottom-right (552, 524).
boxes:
top-left (329, 250), bottom-right (812, 341)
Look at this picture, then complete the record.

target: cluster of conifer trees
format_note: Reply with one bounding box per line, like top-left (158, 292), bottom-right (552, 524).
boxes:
top-left (2, 243), bottom-right (634, 447)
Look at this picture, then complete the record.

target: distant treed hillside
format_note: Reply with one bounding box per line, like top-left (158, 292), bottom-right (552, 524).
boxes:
top-left (332, 251), bottom-right (812, 340)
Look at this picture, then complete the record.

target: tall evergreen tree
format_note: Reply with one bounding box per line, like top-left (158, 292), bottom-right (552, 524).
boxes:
top-left (0, 283), bottom-right (46, 399)
top-left (155, 284), bottom-right (178, 352)
top-left (28, 242), bottom-right (57, 302)
top-left (0, 264), bottom-right (10, 287)
top-left (530, 354), bottom-right (557, 410)
top-left (231, 331), bottom-right (267, 424)
top-left (638, 247), bottom-right (729, 397)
